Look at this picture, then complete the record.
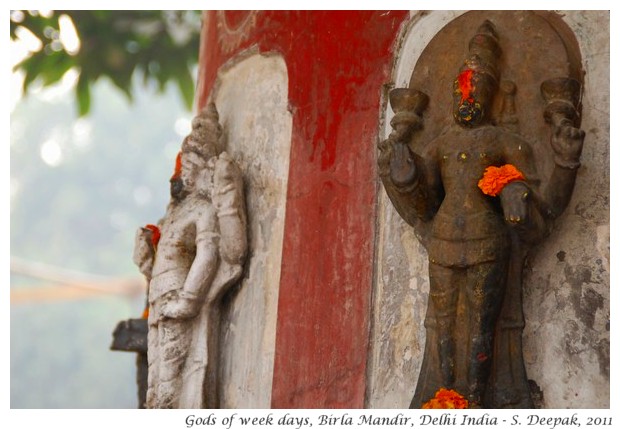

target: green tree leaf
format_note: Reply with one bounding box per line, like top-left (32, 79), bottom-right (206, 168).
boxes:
top-left (12, 10), bottom-right (201, 117)
top-left (176, 64), bottom-right (195, 110)
top-left (76, 72), bottom-right (91, 116)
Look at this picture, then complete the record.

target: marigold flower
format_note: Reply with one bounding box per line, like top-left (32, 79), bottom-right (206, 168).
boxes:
top-left (478, 164), bottom-right (525, 197)
top-left (141, 306), bottom-right (149, 319)
top-left (422, 388), bottom-right (469, 409)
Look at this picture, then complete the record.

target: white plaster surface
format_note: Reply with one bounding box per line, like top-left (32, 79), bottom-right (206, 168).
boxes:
top-left (212, 53), bottom-right (292, 408)
top-left (368, 10), bottom-right (609, 409)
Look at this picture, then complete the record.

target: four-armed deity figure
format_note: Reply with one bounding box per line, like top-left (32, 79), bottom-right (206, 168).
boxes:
top-left (379, 21), bottom-right (585, 408)
top-left (133, 104), bottom-right (247, 408)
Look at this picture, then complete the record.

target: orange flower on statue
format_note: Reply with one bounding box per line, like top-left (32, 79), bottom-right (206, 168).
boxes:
top-left (141, 307), bottom-right (149, 319)
top-left (478, 164), bottom-right (525, 197)
top-left (422, 388), bottom-right (469, 409)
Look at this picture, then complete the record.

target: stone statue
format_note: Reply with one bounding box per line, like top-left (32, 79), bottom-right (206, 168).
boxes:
top-left (133, 103), bottom-right (248, 408)
top-left (378, 20), bottom-right (584, 408)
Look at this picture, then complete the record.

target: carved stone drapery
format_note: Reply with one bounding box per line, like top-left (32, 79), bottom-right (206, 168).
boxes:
top-left (378, 11), bottom-right (585, 408)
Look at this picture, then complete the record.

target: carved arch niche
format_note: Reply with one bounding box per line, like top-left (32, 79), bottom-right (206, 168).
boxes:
top-left (212, 51), bottom-right (293, 408)
top-left (369, 10), bottom-right (586, 408)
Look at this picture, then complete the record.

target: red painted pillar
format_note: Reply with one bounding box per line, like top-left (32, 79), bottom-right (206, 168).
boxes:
top-left (197, 10), bottom-right (408, 408)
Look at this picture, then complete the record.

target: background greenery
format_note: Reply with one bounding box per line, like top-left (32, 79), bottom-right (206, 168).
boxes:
top-left (10, 10), bottom-right (201, 408)
top-left (11, 10), bottom-right (200, 115)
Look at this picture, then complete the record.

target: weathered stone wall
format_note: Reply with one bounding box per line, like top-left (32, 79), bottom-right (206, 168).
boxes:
top-left (367, 10), bottom-right (609, 409)
top-left (521, 11), bottom-right (610, 408)
top-left (212, 52), bottom-right (292, 408)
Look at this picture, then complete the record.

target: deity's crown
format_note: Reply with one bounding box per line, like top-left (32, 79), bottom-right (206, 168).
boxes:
top-left (182, 102), bottom-right (221, 161)
top-left (459, 20), bottom-right (501, 82)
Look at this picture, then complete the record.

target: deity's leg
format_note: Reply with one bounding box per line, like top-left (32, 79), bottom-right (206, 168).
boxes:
top-left (465, 259), bottom-right (508, 406)
top-left (428, 263), bottom-right (462, 387)
top-left (146, 307), bottom-right (160, 408)
top-left (156, 319), bottom-right (190, 408)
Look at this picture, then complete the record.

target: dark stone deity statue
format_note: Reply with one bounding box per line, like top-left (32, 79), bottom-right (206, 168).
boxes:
top-left (378, 14), bottom-right (585, 408)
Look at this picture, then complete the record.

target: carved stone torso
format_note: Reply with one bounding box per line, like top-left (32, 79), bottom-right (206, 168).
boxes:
top-left (433, 126), bottom-right (506, 238)
top-left (149, 199), bottom-right (217, 302)
top-left (426, 125), bottom-right (535, 267)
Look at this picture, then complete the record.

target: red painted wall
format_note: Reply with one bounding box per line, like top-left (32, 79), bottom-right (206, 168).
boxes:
top-left (197, 10), bottom-right (408, 408)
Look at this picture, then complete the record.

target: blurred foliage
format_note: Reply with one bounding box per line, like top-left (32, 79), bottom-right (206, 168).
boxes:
top-left (11, 10), bottom-right (201, 115)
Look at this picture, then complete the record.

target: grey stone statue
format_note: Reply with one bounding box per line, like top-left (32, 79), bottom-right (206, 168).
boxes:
top-left (134, 104), bottom-right (247, 408)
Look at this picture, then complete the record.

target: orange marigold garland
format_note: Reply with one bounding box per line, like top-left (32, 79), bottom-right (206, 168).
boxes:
top-left (422, 388), bottom-right (469, 409)
top-left (478, 164), bottom-right (525, 197)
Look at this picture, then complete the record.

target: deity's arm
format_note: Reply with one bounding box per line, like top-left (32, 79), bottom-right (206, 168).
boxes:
top-left (540, 124), bottom-right (585, 219)
top-left (378, 133), bottom-right (442, 226)
top-left (213, 152), bottom-right (247, 266)
top-left (500, 135), bottom-right (546, 243)
top-left (502, 134), bottom-right (540, 188)
top-left (157, 208), bottom-right (220, 321)
top-left (377, 89), bottom-right (442, 226)
top-left (501, 121), bottom-right (585, 225)
top-left (133, 227), bottom-right (156, 280)
top-left (180, 211), bottom-right (220, 303)
top-left (201, 152), bottom-right (248, 304)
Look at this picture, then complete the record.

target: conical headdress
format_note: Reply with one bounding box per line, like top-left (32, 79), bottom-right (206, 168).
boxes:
top-left (460, 20), bottom-right (502, 81)
top-left (181, 102), bottom-right (221, 160)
